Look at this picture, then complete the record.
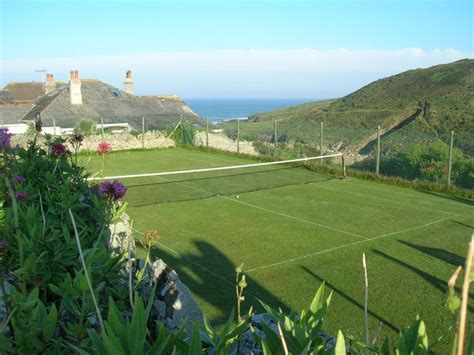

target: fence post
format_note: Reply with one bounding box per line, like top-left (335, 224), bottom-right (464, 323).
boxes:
top-left (320, 122), bottom-right (324, 166)
top-left (53, 118), bottom-right (57, 135)
top-left (342, 154), bottom-right (347, 179)
top-left (447, 130), bottom-right (454, 186)
top-left (237, 119), bottom-right (240, 153)
top-left (141, 117), bottom-right (145, 149)
top-left (274, 120), bottom-right (278, 148)
top-left (100, 117), bottom-right (105, 141)
top-left (376, 125), bottom-right (381, 176)
top-left (206, 116), bottom-right (209, 148)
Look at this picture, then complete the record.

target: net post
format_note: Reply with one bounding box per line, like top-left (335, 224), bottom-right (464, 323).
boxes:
top-left (206, 116), bottom-right (209, 148)
top-left (341, 154), bottom-right (347, 179)
top-left (376, 125), bottom-right (381, 176)
top-left (447, 130), bottom-right (454, 186)
top-left (141, 117), bottom-right (145, 149)
top-left (320, 122), bottom-right (324, 166)
top-left (237, 118), bottom-right (240, 154)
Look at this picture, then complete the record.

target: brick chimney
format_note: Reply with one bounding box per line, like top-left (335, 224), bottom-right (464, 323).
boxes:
top-left (44, 73), bottom-right (56, 94)
top-left (124, 70), bottom-right (134, 95)
top-left (69, 70), bottom-right (82, 105)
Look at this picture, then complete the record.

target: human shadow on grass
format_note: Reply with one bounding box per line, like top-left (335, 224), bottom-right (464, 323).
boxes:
top-left (398, 240), bottom-right (465, 267)
top-left (422, 191), bottom-right (474, 207)
top-left (372, 249), bottom-right (473, 310)
top-left (149, 239), bottom-right (291, 325)
top-left (300, 266), bottom-right (398, 332)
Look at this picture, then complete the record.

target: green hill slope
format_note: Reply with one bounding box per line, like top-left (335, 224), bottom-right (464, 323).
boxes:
top-left (224, 59), bottom-right (474, 157)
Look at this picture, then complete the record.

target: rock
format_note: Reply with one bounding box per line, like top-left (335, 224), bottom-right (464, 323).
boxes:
top-left (170, 278), bottom-right (204, 335)
top-left (106, 213), bottom-right (204, 338)
top-left (154, 300), bottom-right (166, 320)
top-left (151, 259), bottom-right (168, 281)
top-left (106, 213), bottom-right (134, 256)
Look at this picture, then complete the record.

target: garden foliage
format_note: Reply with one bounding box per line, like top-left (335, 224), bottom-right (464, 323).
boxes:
top-left (0, 127), bottom-right (471, 354)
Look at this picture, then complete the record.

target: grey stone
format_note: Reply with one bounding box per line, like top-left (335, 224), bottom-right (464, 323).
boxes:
top-left (154, 300), bottom-right (167, 320)
top-left (160, 283), bottom-right (172, 297)
top-left (151, 259), bottom-right (168, 280)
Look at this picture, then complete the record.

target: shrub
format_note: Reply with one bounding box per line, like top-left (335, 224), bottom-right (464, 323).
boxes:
top-left (74, 118), bottom-right (97, 136)
top-left (168, 120), bottom-right (196, 146)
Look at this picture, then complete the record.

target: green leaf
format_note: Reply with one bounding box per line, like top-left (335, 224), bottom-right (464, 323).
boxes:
top-left (43, 304), bottom-right (58, 341)
top-left (86, 329), bottom-right (107, 355)
top-left (107, 297), bottom-right (126, 342)
top-left (103, 323), bottom-right (127, 354)
top-left (128, 296), bottom-right (146, 355)
top-left (0, 334), bottom-right (13, 352)
top-left (309, 282), bottom-right (326, 315)
top-left (333, 330), bottom-right (346, 355)
top-left (189, 324), bottom-right (203, 355)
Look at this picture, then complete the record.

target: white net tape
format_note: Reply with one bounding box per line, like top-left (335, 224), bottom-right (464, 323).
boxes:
top-left (88, 153), bottom-right (342, 181)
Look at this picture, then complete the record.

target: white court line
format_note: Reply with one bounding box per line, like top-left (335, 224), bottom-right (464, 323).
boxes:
top-left (150, 173), bottom-right (368, 241)
top-left (219, 195), bottom-right (369, 240)
top-left (308, 182), bottom-right (457, 216)
top-left (244, 214), bottom-right (458, 274)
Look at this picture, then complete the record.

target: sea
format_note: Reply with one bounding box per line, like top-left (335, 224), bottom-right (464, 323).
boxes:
top-left (185, 98), bottom-right (314, 122)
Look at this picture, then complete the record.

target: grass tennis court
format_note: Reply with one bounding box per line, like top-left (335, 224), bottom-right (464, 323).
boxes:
top-left (83, 147), bottom-right (473, 349)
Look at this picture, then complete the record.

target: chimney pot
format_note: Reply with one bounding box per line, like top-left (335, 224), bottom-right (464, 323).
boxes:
top-left (124, 70), bottom-right (134, 95)
top-left (70, 70), bottom-right (82, 105)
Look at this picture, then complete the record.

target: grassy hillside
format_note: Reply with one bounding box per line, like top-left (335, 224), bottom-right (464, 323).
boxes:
top-left (223, 59), bottom-right (474, 157)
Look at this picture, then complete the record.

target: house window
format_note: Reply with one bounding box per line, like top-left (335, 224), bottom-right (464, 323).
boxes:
top-left (111, 89), bottom-right (122, 98)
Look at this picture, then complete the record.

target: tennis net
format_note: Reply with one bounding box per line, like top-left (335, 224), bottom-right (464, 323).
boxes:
top-left (89, 153), bottom-right (344, 206)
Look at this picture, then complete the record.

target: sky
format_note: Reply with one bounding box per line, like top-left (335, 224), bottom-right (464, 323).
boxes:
top-left (0, 0), bottom-right (473, 98)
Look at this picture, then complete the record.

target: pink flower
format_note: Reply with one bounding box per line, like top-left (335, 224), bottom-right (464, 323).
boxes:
top-left (96, 142), bottom-right (112, 155)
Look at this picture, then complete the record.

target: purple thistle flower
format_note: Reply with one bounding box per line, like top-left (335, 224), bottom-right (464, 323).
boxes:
top-left (112, 180), bottom-right (127, 199)
top-left (99, 181), bottom-right (113, 196)
top-left (15, 191), bottom-right (28, 201)
top-left (13, 175), bottom-right (26, 184)
top-left (0, 128), bottom-right (11, 150)
top-left (0, 239), bottom-right (7, 249)
top-left (99, 180), bottom-right (126, 200)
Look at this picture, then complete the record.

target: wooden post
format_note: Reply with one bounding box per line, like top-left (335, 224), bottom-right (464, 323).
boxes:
top-left (237, 119), bottom-right (240, 153)
top-left (447, 130), bottom-right (454, 186)
top-left (320, 122), bottom-right (324, 166)
top-left (141, 117), bottom-right (145, 149)
top-left (376, 125), bottom-right (381, 176)
top-left (342, 155), bottom-right (347, 179)
top-left (274, 120), bottom-right (278, 148)
top-left (100, 117), bottom-right (105, 141)
top-left (53, 118), bottom-right (56, 135)
top-left (206, 116), bottom-right (209, 148)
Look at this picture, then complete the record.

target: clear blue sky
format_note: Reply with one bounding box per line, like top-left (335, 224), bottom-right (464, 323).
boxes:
top-left (1, 0), bottom-right (473, 98)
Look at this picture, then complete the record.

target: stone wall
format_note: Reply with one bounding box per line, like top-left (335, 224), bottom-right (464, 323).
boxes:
top-left (194, 131), bottom-right (258, 156)
top-left (11, 132), bottom-right (175, 152)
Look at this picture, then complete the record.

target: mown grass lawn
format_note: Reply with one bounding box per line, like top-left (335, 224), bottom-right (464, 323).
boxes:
top-left (83, 147), bottom-right (473, 351)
